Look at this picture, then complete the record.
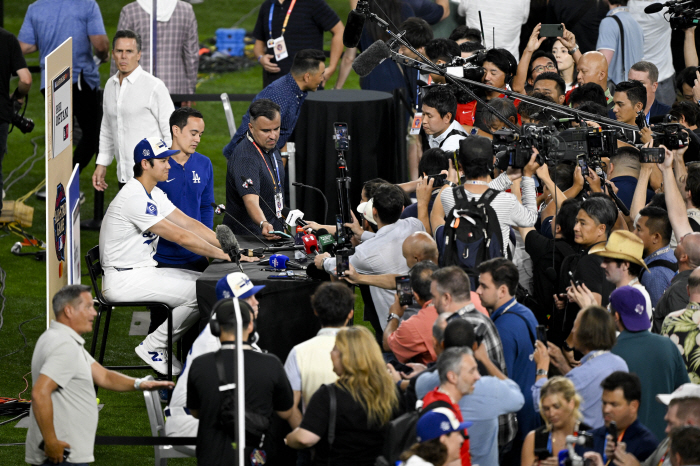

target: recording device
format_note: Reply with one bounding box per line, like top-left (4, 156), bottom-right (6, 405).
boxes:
top-left (335, 214), bottom-right (348, 246)
top-left (291, 183), bottom-right (329, 224)
top-left (211, 203), bottom-right (268, 248)
top-left (473, 321), bottom-right (487, 345)
top-left (342, 0), bottom-right (369, 48)
top-left (576, 155), bottom-right (588, 176)
top-left (534, 446), bottom-right (551, 461)
top-left (640, 147), bottom-right (666, 163)
top-left (302, 234), bottom-right (320, 255)
top-left (539, 24), bottom-right (564, 37)
top-left (395, 275), bottom-right (413, 306)
top-left (536, 325), bottom-right (548, 346)
top-left (38, 441), bottom-right (70, 462)
top-left (352, 40), bottom-right (392, 77)
top-left (607, 421), bottom-right (618, 447)
top-left (425, 173), bottom-right (447, 188)
top-left (11, 91), bottom-right (34, 134)
top-left (333, 122), bottom-right (350, 151)
top-left (558, 432), bottom-right (594, 466)
top-left (651, 123), bottom-right (689, 149)
top-left (568, 271), bottom-right (582, 288)
top-left (335, 249), bottom-right (350, 277)
top-left (636, 110), bottom-right (649, 130)
top-left (644, 0), bottom-right (700, 29)
top-left (443, 54), bottom-right (486, 81)
top-left (269, 230), bottom-right (292, 239)
top-left (388, 359), bottom-right (414, 375)
top-left (316, 228), bottom-right (337, 254)
top-left (216, 225), bottom-right (244, 273)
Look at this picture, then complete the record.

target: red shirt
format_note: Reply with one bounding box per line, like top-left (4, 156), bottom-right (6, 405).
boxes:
top-left (422, 388), bottom-right (472, 466)
top-left (387, 301), bottom-right (438, 365)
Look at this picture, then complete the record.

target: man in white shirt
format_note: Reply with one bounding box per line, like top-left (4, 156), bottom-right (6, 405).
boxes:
top-left (458, 0), bottom-right (530, 60)
top-left (99, 137), bottom-right (229, 375)
top-left (422, 85), bottom-right (467, 153)
top-left (93, 29), bottom-right (174, 191)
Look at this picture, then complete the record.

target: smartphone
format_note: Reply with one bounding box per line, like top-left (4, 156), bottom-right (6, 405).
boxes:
top-left (334, 122), bottom-right (349, 151)
top-left (336, 250), bottom-right (350, 277)
top-left (536, 325), bottom-right (548, 346)
top-left (576, 155), bottom-right (588, 176)
top-left (336, 214), bottom-right (346, 246)
top-left (568, 270), bottom-right (581, 287)
top-left (426, 173), bottom-right (447, 188)
top-left (640, 147), bottom-right (665, 164)
top-left (38, 441), bottom-right (70, 462)
top-left (473, 322), bottom-right (487, 345)
top-left (539, 24), bottom-right (564, 38)
top-left (395, 275), bottom-right (413, 306)
top-left (534, 447), bottom-right (551, 460)
top-left (636, 110), bottom-right (649, 129)
top-left (608, 421), bottom-right (618, 446)
top-left (389, 359), bottom-right (414, 375)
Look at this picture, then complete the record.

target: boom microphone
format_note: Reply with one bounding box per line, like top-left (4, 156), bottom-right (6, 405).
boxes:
top-left (644, 0), bottom-right (693, 13)
top-left (352, 40), bottom-right (392, 77)
top-left (211, 203), bottom-right (268, 248)
top-left (216, 225), bottom-right (244, 272)
top-left (343, 8), bottom-right (366, 48)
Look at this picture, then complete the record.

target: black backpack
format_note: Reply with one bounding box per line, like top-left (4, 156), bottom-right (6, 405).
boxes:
top-left (374, 399), bottom-right (454, 466)
top-left (440, 186), bottom-right (505, 288)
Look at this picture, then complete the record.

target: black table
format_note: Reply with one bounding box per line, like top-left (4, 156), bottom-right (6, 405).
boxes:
top-left (293, 89), bottom-right (407, 223)
top-left (196, 237), bottom-right (322, 362)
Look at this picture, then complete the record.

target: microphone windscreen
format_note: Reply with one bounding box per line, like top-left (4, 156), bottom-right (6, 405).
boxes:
top-left (216, 225), bottom-right (238, 256)
top-left (269, 254), bottom-right (289, 269)
top-left (343, 9), bottom-right (366, 48)
top-left (643, 2), bottom-right (664, 13)
top-left (317, 228), bottom-right (330, 236)
top-left (352, 40), bottom-right (392, 77)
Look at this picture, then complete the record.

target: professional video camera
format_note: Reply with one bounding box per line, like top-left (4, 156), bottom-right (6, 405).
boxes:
top-left (10, 90), bottom-right (34, 134)
top-left (443, 54), bottom-right (485, 82)
top-left (644, 0), bottom-right (700, 29)
top-left (559, 432), bottom-right (594, 466)
top-left (651, 122), bottom-right (688, 149)
top-left (492, 124), bottom-right (616, 170)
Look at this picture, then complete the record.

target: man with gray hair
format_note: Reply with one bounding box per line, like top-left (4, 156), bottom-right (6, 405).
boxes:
top-left (25, 285), bottom-right (173, 465)
top-left (421, 346), bottom-right (480, 466)
top-left (93, 29), bottom-right (175, 191)
top-left (629, 61), bottom-right (671, 121)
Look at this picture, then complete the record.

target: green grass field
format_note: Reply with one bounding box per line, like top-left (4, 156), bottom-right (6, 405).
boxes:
top-left (0, 0), bottom-right (366, 463)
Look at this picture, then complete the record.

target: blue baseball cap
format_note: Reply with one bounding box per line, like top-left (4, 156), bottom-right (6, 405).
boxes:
top-left (133, 137), bottom-right (180, 164)
top-left (216, 272), bottom-right (265, 300)
top-left (416, 408), bottom-right (472, 443)
top-left (609, 286), bottom-right (650, 332)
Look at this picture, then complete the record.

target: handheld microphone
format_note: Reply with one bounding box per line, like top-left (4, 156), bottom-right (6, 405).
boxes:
top-left (343, 2), bottom-right (367, 48)
top-left (215, 225), bottom-right (244, 272)
top-left (316, 228), bottom-right (337, 255)
top-left (352, 40), bottom-right (392, 77)
top-left (302, 234), bottom-right (319, 255)
top-left (239, 175), bottom-right (280, 223)
top-left (211, 203), bottom-right (268, 248)
top-left (292, 182), bottom-right (329, 224)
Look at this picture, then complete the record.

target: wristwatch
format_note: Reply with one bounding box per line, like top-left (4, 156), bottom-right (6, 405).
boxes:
top-left (387, 313), bottom-right (401, 323)
top-left (259, 220), bottom-right (268, 229)
top-left (568, 44), bottom-right (579, 55)
top-left (536, 369), bottom-right (548, 377)
top-left (134, 377), bottom-right (145, 390)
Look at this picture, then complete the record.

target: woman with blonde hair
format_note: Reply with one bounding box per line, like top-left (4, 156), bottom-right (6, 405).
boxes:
top-left (521, 377), bottom-right (592, 466)
top-left (286, 326), bottom-right (399, 465)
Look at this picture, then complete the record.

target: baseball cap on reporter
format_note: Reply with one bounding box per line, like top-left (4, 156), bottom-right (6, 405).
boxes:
top-left (133, 137), bottom-right (180, 164)
top-left (416, 407), bottom-right (472, 442)
top-left (216, 272), bottom-right (265, 300)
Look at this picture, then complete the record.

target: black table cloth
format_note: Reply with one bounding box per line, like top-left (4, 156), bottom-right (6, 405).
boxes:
top-left (293, 89), bottom-right (407, 224)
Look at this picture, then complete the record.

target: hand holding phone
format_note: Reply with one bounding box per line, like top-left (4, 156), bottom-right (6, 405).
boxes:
top-left (395, 275), bottom-right (413, 306)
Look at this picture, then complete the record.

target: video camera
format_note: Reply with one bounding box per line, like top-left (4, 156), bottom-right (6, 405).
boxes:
top-left (10, 90), bottom-right (34, 134)
top-left (492, 124), bottom-right (616, 171)
top-left (651, 122), bottom-right (688, 150)
top-left (665, 1), bottom-right (700, 29)
top-left (443, 54), bottom-right (485, 82)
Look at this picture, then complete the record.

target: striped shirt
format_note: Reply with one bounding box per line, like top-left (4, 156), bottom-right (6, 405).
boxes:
top-left (440, 176), bottom-right (538, 254)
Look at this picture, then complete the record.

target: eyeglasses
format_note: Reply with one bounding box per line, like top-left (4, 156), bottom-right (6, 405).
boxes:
top-left (532, 63), bottom-right (558, 74)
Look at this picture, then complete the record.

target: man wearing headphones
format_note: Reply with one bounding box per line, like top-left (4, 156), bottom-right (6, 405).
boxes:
top-left (187, 296), bottom-right (299, 465)
top-left (482, 48), bottom-right (518, 102)
top-left (163, 272), bottom-right (293, 456)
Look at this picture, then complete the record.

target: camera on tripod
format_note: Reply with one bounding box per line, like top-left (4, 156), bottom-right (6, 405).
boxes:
top-left (11, 90), bottom-right (34, 134)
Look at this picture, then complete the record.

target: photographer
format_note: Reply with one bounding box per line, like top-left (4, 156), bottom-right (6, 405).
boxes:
top-left (0, 28), bottom-right (31, 214)
top-left (400, 148), bottom-right (451, 221)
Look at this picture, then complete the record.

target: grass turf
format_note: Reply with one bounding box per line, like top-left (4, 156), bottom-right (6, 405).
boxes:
top-left (0, 0), bottom-right (373, 464)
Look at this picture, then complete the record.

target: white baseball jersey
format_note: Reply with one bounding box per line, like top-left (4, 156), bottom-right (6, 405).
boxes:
top-left (99, 178), bottom-right (176, 269)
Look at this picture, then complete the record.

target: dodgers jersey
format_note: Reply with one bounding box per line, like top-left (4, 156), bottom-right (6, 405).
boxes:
top-left (99, 178), bottom-right (176, 268)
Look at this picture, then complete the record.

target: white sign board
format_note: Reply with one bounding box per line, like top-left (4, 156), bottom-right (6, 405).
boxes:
top-left (51, 67), bottom-right (71, 159)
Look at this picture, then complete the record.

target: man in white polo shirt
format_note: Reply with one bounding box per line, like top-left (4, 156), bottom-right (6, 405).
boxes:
top-left (99, 137), bottom-right (229, 375)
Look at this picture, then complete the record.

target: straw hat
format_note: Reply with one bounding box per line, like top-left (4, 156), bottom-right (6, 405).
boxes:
top-left (589, 230), bottom-right (649, 271)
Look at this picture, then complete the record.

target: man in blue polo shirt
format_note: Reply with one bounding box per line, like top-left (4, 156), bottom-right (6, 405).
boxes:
top-left (223, 49), bottom-right (326, 160)
top-left (476, 257), bottom-right (539, 460)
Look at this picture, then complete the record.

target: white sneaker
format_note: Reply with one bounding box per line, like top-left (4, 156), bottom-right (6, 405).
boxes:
top-left (135, 342), bottom-right (182, 376)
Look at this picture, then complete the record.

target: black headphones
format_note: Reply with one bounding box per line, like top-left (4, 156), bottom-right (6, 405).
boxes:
top-left (209, 299), bottom-right (252, 337)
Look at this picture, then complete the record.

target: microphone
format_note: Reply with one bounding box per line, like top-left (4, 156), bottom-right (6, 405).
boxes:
top-left (302, 234), bottom-right (319, 255)
top-left (239, 176), bottom-right (280, 223)
top-left (644, 0), bottom-right (692, 13)
top-left (292, 182), bottom-right (329, 224)
top-left (342, 1), bottom-right (368, 48)
top-left (352, 40), bottom-right (392, 77)
top-left (240, 244), bottom-right (306, 256)
top-left (316, 228), bottom-right (337, 255)
top-left (215, 225), bottom-right (244, 272)
top-left (269, 254), bottom-right (290, 270)
top-left (211, 203), bottom-right (268, 248)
